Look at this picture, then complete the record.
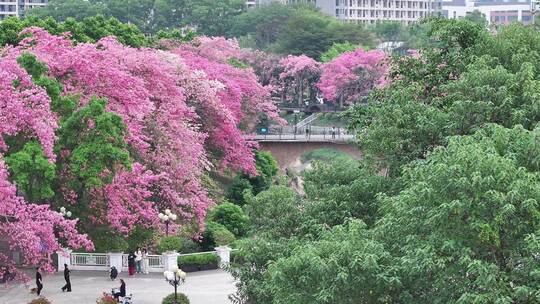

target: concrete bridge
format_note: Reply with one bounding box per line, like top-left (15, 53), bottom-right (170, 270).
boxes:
top-left (252, 133), bottom-right (362, 170)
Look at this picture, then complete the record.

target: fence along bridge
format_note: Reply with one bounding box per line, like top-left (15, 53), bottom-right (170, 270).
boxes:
top-left (251, 125), bottom-right (355, 143)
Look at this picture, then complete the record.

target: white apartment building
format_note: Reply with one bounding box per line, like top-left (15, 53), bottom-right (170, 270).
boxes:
top-left (317, 0), bottom-right (442, 23)
top-left (0, 0), bottom-right (48, 19)
top-left (442, 0), bottom-right (533, 24)
top-left (249, 0), bottom-right (442, 23)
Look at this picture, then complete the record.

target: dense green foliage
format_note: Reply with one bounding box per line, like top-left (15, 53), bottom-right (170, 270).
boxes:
top-left (156, 236), bottom-right (182, 254)
top-left (320, 42), bottom-right (360, 63)
top-left (5, 141), bottom-right (56, 203)
top-left (230, 3), bottom-right (374, 59)
top-left (226, 150), bottom-right (278, 205)
top-left (200, 221), bottom-right (236, 251)
top-left (29, 0), bottom-right (245, 35)
top-left (229, 19), bottom-right (540, 304)
top-left (162, 293), bottom-right (190, 304)
top-left (0, 15), bottom-right (147, 47)
top-left (208, 203), bottom-right (250, 237)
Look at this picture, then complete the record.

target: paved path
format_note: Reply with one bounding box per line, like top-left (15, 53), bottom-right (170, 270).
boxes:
top-left (0, 270), bottom-right (235, 304)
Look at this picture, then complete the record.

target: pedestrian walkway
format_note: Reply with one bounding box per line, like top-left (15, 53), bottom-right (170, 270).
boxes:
top-left (0, 270), bottom-right (235, 304)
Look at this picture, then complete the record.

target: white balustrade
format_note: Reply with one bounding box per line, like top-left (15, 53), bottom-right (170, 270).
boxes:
top-left (59, 250), bottom-right (224, 273)
top-left (70, 253), bottom-right (109, 271)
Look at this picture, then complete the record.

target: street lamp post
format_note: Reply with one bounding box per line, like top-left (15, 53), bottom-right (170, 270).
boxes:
top-left (163, 266), bottom-right (186, 304)
top-left (159, 209), bottom-right (177, 236)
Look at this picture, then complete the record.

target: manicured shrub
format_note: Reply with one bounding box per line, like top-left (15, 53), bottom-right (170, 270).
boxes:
top-left (178, 253), bottom-right (219, 267)
top-left (208, 202), bottom-right (250, 237)
top-left (162, 292), bottom-right (190, 304)
top-left (156, 236), bottom-right (182, 254)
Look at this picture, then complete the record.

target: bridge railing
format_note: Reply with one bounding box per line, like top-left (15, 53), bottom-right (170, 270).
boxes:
top-left (254, 126), bottom-right (355, 142)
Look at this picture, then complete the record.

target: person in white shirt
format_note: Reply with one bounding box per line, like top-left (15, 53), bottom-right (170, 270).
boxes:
top-left (142, 249), bottom-right (149, 274)
top-left (135, 248), bottom-right (142, 274)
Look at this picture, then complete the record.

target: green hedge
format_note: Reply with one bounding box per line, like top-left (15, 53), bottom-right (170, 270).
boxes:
top-left (162, 292), bottom-right (190, 304)
top-left (178, 253), bottom-right (219, 266)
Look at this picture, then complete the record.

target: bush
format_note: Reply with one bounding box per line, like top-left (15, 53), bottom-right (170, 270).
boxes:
top-left (92, 228), bottom-right (129, 253)
top-left (200, 221), bottom-right (236, 250)
top-left (178, 237), bottom-right (200, 254)
top-left (208, 202), bottom-right (251, 237)
top-left (226, 176), bottom-right (253, 205)
top-left (178, 253), bottom-right (219, 267)
top-left (96, 294), bottom-right (116, 304)
top-left (156, 236), bottom-right (182, 254)
top-left (28, 298), bottom-right (52, 304)
top-left (162, 292), bottom-right (190, 304)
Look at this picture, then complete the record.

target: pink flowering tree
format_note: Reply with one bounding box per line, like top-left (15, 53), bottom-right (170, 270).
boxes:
top-left (0, 55), bottom-right (92, 282)
top-left (0, 28), bottom-right (282, 273)
top-left (317, 48), bottom-right (389, 106)
top-left (278, 55), bottom-right (321, 106)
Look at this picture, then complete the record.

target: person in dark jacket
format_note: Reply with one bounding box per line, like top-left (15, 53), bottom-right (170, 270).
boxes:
top-left (61, 264), bottom-right (71, 292)
top-left (36, 267), bottom-right (43, 296)
top-left (113, 279), bottom-right (126, 301)
top-left (127, 252), bottom-right (136, 276)
top-left (110, 266), bottom-right (118, 281)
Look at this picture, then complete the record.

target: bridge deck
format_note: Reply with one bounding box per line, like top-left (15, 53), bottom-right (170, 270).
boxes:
top-left (252, 134), bottom-right (355, 143)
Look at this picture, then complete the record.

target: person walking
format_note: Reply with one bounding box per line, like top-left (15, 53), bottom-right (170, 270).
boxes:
top-left (127, 251), bottom-right (136, 276)
top-left (113, 279), bottom-right (126, 301)
top-left (110, 266), bottom-right (118, 281)
top-left (35, 267), bottom-right (43, 296)
top-left (135, 248), bottom-right (142, 274)
top-left (61, 264), bottom-right (71, 292)
top-left (331, 126), bottom-right (336, 139)
top-left (305, 126), bottom-right (310, 138)
top-left (142, 249), bottom-right (149, 274)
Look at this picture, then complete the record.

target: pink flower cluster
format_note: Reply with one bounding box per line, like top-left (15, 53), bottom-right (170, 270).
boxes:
top-left (0, 29), bottom-right (281, 278)
top-left (317, 48), bottom-right (388, 104)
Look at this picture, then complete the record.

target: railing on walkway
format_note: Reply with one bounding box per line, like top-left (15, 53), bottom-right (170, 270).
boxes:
top-left (121, 254), bottom-right (165, 273)
top-left (58, 247), bottom-right (233, 273)
top-left (148, 255), bottom-right (163, 269)
top-left (253, 126), bottom-right (355, 142)
top-left (70, 253), bottom-right (109, 270)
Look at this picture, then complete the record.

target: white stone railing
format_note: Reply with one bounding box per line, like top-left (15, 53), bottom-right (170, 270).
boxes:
top-left (57, 247), bottom-right (232, 273)
top-left (148, 254), bottom-right (163, 269)
top-left (69, 252), bottom-right (109, 271)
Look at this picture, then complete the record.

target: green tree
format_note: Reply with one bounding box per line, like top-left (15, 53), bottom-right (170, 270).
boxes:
top-left (249, 150), bottom-right (278, 193)
top-left (208, 202), bottom-right (251, 237)
top-left (182, 0), bottom-right (246, 37)
top-left (228, 2), bottom-right (301, 49)
top-left (320, 42), bottom-right (359, 63)
top-left (375, 124), bottom-right (540, 303)
top-left (272, 12), bottom-right (335, 60)
top-left (57, 97), bottom-right (131, 190)
top-left (27, 0), bottom-right (104, 21)
top-left (304, 159), bottom-right (395, 227)
top-left (226, 176), bottom-right (254, 205)
top-left (5, 141), bottom-right (56, 203)
top-left (0, 15), bottom-right (148, 47)
top-left (244, 186), bottom-right (302, 239)
top-left (464, 9), bottom-right (487, 27)
top-left (200, 221), bottom-right (236, 251)
top-left (373, 21), bottom-right (402, 42)
top-left (265, 220), bottom-right (396, 304)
